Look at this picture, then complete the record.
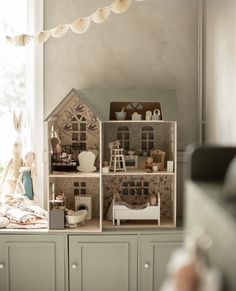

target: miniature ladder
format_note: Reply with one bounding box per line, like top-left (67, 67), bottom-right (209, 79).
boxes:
top-left (110, 148), bottom-right (127, 172)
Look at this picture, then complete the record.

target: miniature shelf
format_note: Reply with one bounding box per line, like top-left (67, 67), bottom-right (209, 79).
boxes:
top-left (103, 120), bottom-right (176, 124)
top-left (49, 219), bottom-right (101, 233)
top-left (102, 217), bottom-right (175, 229)
top-left (102, 169), bottom-right (175, 176)
top-left (49, 171), bottom-right (101, 178)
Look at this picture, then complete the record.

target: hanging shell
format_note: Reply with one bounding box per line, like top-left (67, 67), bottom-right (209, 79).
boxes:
top-left (70, 17), bottom-right (91, 34)
top-left (13, 35), bottom-right (25, 46)
top-left (22, 34), bottom-right (33, 45)
top-left (50, 25), bottom-right (69, 38)
top-left (110, 0), bottom-right (132, 14)
top-left (34, 31), bottom-right (50, 44)
top-left (7, 34), bottom-right (32, 46)
top-left (5, 36), bottom-right (14, 45)
top-left (91, 7), bottom-right (110, 24)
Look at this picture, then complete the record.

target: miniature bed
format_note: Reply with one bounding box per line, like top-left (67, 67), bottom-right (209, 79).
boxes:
top-left (112, 193), bottom-right (160, 226)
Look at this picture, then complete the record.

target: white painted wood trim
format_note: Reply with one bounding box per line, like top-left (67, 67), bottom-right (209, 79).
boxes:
top-left (27, 0), bottom-right (44, 207)
top-left (174, 122), bottom-right (177, 226)
top-left (198, 0), bottom-right (206, 143)
top-left (49, 172), bottom-right (101, 178)
top-left (99, 121), bottom-right (103, 231)
top-left (103, 120), bottom-right (177, 124)
top-left (102, 171), bottom-right (176, 176)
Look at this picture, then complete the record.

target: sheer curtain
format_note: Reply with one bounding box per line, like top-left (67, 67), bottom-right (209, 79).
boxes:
top-left (0, 0), bottom-right (44, 207)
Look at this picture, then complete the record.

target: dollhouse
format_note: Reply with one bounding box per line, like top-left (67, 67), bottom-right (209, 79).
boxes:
top-left (45, 89), bottom-right (177, 232)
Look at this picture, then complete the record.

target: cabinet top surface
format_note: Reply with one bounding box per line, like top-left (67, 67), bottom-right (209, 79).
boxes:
top-left (0, 226), bottom-right (184, 235)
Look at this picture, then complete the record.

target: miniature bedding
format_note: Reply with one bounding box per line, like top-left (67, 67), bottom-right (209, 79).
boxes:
top-left (0, 194), bottom-right (48, 229)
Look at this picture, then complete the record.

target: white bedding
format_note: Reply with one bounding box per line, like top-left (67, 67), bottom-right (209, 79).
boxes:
top-left (0, 194), bottom-right (48, 229)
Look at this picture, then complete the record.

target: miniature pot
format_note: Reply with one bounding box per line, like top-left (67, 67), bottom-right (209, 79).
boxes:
top-left (115, 112), bottom-right (126, 120)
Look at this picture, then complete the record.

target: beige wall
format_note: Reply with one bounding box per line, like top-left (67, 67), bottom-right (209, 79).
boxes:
top-left (205, 0), bottom-right (236, 145)
top-left (44, 0), bottom-right (199, 216)
top-left (44, 0), bottom-right (199, 150)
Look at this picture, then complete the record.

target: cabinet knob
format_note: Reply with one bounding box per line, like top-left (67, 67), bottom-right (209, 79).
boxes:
top-left (144, 263), bottom-right (149, 268)
top-left (0, 264), bottom-right (5, 269)
top-left (72, 264), bottom-right (77, 269)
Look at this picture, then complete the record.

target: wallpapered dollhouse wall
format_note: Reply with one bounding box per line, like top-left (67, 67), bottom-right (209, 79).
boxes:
top-left (53, 178), bottom-right (100, 218)
top-left (103, 122), bottom-right (173, 166)
top-left (47, 90), bottom-right (100, 167)
top-left (103, 175), bottom-right (173, 218)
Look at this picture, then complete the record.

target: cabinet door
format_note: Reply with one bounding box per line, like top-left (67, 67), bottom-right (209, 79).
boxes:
top-left (140, 233), bottom-right (183, 291)
top-left (69, 235), bottom-right (137, 291)
top-left (0, 235), bottom-right (65, 291)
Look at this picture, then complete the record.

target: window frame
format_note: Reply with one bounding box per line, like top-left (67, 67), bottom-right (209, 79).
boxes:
top-left (27, 0), bottom-right (44, 207)
top-left (117, 126), bottom-right (129, 150)
top-left (71, 114), bottom-right (87, 149)
top-left (141, 126), bottom-right (154, 151)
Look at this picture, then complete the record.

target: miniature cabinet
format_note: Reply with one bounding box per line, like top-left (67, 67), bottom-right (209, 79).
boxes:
top-left (45, 89), bottom-right (177, 231)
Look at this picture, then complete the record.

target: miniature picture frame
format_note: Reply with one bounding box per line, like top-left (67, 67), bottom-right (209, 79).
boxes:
top-left (167, 160), bottom-right (174, 172)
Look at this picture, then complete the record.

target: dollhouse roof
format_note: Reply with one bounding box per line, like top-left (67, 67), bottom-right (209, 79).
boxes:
top-left (45, 88), bottom-right (103, 121)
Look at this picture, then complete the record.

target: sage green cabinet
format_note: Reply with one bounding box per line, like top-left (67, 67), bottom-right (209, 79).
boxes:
top-left (0, 231), bottom-right (183, 291)
top-left (69, 235), bottom-right (138, 291)
top-left (140, 233), bottom-right (183, 291)
top-left (0, 235), bottom-right (65, 291)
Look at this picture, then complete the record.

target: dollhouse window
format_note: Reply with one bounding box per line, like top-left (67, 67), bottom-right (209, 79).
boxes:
top-left (117, 126), bottom-right (129, 150)
top-left (122, 181), bottom-right (149, 195)
top-left (143, 182), bottom-right (149, 195)
top-left (141, 126), bottom-right (154, 151)
top-left (71, 114), bottom-right (87, 150)
top-left (74, 181), bottom-right (86, 195)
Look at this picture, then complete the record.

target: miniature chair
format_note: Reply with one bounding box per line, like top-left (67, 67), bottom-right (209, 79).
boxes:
top-left (110, 148), bottom-right (127, 172)
top-left (150, 149), bottom-right (166, 171)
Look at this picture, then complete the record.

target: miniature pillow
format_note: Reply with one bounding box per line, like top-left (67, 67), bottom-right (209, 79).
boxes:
top-left (0, 217), bottom-right (9, 228)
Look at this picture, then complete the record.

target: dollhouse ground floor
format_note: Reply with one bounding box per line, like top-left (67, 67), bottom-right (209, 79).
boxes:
top-left (48, 173), bottom-right (176, 231)
top-left (0, 228), bottom-right (183, 291)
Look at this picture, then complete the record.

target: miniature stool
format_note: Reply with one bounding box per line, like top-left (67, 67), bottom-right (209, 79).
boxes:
top-left (110, 148), bottom-right (127, 172)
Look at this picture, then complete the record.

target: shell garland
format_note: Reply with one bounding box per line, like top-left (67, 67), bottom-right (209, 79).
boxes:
top-left (5, 0), bottom-right (144, 46)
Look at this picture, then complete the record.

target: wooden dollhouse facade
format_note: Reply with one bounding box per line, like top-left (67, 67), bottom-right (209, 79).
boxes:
top-left (45, 89), bottom-right (177, 232)
top-left (45, 89), bottom-right (102, 231)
